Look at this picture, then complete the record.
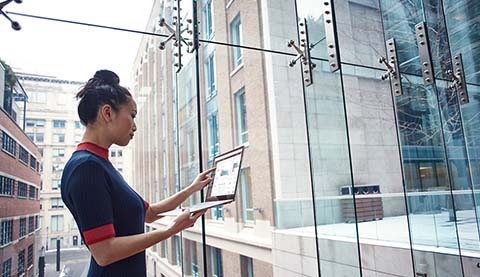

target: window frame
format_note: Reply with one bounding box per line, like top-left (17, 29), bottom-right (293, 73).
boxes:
top-left (230, 14), bottom-right (243, 69)
top-left (235, 89), bottom-right (248, 145)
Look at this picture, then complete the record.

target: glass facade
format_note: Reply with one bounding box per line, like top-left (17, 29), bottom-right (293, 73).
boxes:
top-left (132, 0), bottom-right (480, 276)
top-left (1, 0), bottom-right (479, 276)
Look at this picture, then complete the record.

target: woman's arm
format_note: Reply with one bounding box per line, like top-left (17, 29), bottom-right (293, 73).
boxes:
top-left (145, 167), bottom-right (215, 223)
top-left (89, 209), bottom-right (204, 266)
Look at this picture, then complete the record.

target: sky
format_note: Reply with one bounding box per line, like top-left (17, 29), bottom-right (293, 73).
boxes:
top-left (0, 0), bottom-right (154, 85)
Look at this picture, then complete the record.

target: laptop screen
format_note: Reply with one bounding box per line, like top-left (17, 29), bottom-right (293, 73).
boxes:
top-left (206, 146), bottom-right (244, 201)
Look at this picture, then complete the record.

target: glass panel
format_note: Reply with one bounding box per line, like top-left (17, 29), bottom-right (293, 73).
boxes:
top-left (443, 0), bottom-right (480, 259)
top-left (297, 1), bottom-right (363, 275)
top-left (332, 0), bottom-right (386, 68)
top-left (381, 0), bottom-right (424, 75)
top-left (443, 0), bottom-right (480, 86)
top-left (342, 63), bottom-right (414, 275)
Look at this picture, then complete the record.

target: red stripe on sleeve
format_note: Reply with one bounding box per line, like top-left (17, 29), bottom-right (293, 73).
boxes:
top-left (144, 200), bottom-right (150, 211)
top-left (83, 224), bottom-right (115, 245)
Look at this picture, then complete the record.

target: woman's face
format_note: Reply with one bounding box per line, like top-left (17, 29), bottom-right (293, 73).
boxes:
top-left (110, 98), bottom-right (137, 146)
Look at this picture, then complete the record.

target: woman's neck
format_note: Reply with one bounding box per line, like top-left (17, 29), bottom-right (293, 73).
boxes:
top-left (81, 127), bottom-right (112, 149)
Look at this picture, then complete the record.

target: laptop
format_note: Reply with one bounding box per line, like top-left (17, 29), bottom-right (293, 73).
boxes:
top-left (158, 146), bottom-right (245, 216)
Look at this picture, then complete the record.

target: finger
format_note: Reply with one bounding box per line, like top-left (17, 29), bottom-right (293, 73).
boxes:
top-left (194, 210), bottom-right (207, 219)
top-left (202, 167), bottom-right (216, 176)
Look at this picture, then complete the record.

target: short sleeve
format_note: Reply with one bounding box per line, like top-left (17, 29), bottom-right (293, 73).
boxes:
top-left (67, 161), bottom-right (116, 245)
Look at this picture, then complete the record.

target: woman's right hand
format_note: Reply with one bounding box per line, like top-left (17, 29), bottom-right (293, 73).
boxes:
top-left (167, 208), bottom-right (206, 234)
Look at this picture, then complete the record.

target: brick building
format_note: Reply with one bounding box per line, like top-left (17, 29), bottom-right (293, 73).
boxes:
top-left (1, 63), bottom-right (41, 277)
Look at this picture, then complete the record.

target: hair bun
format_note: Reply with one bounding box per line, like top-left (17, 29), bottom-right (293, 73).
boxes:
top-left (94, 69), bottom-right (120, 86)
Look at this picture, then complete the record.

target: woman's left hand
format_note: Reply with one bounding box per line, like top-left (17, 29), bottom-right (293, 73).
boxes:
top-left (189, 167), bottom-right (216, 193)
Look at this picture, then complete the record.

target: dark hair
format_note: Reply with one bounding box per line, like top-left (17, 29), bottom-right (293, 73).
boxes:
top-left (76, 70), bottom-right (132, 126)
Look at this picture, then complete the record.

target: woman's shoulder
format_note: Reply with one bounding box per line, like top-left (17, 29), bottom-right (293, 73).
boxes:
top-left (64, 151), bottom-right (110, 176)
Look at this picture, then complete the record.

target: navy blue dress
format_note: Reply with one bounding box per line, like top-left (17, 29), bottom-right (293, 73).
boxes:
top-left (61, 142), bottom-right (148, 277)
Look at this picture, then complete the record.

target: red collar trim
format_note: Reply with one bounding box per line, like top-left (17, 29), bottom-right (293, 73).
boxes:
top-left (77, 142), bottom-right (109, 161)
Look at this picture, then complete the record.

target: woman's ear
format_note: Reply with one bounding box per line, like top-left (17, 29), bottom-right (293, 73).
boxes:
top-left (99, 104), bottom-right (113, 123)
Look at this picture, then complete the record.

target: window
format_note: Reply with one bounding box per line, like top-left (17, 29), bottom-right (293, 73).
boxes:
top-left (118, 150), bottom-right (123, 157)
top-left (235, 89), bottom-right (248, 144)
top-left (173, 236), bottom-right (182, 266)
top-left (19, 218), bottom-right (26, 238)
top-left (1, 131), bottom-right (16, 156)
top-left (202, 0), bottom-right (214, 39)
top-left (110, 150), bottom-right (116, 157)
top-left (52, 179), bottom-right (61, 190)
top-left (26, 120), bottom-right (35, 127)
top-left (30, 91), bottom-right (46, 103)
top-left (26, 119), bottom-right (45, 127)
top-left (17, 250), bottom-right (25, 275)
top-left (37, 119), bottom-right (46, 127)
top-left (75, 121), bottom-right (82, 128)
top-left (53, 134), bottom-right (65, 143)
top-left (207, 113), bottom-right (220, 163)
top-left (18, 182), bottom-right (27, 198)
top-left (29, 185), bottom-right (36, 199)
top-left (52, 163), bottom-right (64, 173)
top-left (52, 148), bottom-right (65, 157)
top-left (74, 134), bottom-right (82, 143)
top-left (240, 256), bottom-right (254, 277)
top-left (19, 146), bottom-right (29, 164)
top-left (53, 120), bottom-right (66, 128)
top-left (231, 15), bottom-right (243, 68)
top-left (27, 244), bottom-right (33, 267)
top-left (51, 215), bottom-right (64, 232)
top-left (26, 132), bottom-right (34, 141)
top-left (35, 133), bottom-right (44, 142)
top-left (0, 220), bottom-right (13, 246)
top-left (73, 235), bottom-right (78, 246)
top-left (209, 247), bottom-right (223, 277)
top-left (28, 216), bottom-right (34, 233)
top-left (30, 156), bottom-right (37, 170)
top-left (51, 198), bottom-right (64, 209)
top-left (2, 258), bottom-right (11, 277)
top-left (204, 54), bottom-right (216, 99)
top-left (240, 168), bottom-right (254, 223)
top-left (0, 176), bottom-right (14, 196)
top-left (211, 206), bottom-right (224, 221)
top-left (50, 238), bottom-right (64, 249)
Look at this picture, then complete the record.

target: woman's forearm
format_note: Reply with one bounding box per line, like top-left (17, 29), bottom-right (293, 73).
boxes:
top-left (145, 186), bottom-right (194, 222)
top-left (89, 228), bottom-right (176, 266)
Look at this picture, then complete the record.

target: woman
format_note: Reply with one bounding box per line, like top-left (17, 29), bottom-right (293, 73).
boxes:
top-left (61, 70), bottom-right (213, 276)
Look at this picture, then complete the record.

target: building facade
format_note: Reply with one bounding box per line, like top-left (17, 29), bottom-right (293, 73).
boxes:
top-left (17, 73), bottom-right (130, 252)
top-left (1, 64), bottom-right (41, 277)
top-left (131, 0), bottom-right (480, 276)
